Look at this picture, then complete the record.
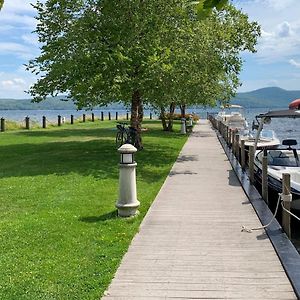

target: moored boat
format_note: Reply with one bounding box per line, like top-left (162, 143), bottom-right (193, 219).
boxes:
top-left (216, 104), bottom-right (248, 130)
top-left (254, 139), bottom-right (300, 203)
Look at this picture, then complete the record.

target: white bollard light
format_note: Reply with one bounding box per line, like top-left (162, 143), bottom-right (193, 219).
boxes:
top-left (116, 144), bottom-right (140, 217)
top-left (189, 116), bottom-right (193, 126)
top-left (181, 118), bottom-right (186, 134)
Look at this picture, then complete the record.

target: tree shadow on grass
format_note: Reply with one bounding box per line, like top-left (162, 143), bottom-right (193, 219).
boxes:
top-left (79, 210), bottom-right (118, 223)
top-left (0, 126), bottom-right (185, 183)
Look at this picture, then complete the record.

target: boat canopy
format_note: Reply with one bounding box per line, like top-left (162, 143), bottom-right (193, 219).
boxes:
top-left (220, 104), bottom-right (243, 109)
top-left (257, 109), bottom-right (300, 119)
top-left (289, 99), bottom-right (300, 110)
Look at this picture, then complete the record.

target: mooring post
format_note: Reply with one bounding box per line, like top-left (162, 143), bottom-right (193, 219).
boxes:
top-left (282, 173), bottom-right (292, 239)
top-left (42, 116), bottom-right (46, 129)
top-left (235, 133), bottom-right (240, 161)
top-left (1, 118), bottom-right (5, 132)
top-left (150, 112), bottom-right (152, 120)
top-left (92, 113), bottom-right (95, 122)
top-left (58, 115), bottom-right (62, 126)
top-left (82, 114), bottom-right (86, 122)
top-left (108, 112), bottom-right (111, 121)
top-left (226, 126), bottom-right (229, 145)
top-left (249, 145), bottom-right (255, 184)
top-left (71, 115), bottom-right (74, 124)
top-left (101, 112), bottom-right (104, 121)
top-left (126, 112), bottom-right (129, 120)
top-left (231, 129), bottom-right (235, 149)
top-left (116, 112), bottom-right (118, 121)
top-left (241, 139), bottom-right (246, 170)
top-left (25, 116), bottom-right (30, 130)
top-left (262, 148), bottom-right (269, 204)
top-left (232, 130), bottom-right (236, 156)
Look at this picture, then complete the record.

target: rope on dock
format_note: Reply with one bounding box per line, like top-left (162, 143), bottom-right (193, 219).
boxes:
top-left (281, 202), bottom-right (300, 222)
top-left (241, 193), bottom-right (281, 233)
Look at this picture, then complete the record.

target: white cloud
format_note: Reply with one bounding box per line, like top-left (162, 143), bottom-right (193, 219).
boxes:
top-left (22, 34), bottom-right (39, 47)
top-left (1, 78), bottom-right (26, 88)
top-left (276, 21), bottom-right (292, 38)
top-left (255, 21), bottom-right (300, 63)
top-left (2, 0), bottom-right (36, 13)
top-left (262, 0), bottom-right (295, 10)
top-left (0, 12), bottom-right (37, 29)
top-left (289, 59), bottom-right (300, 68)
top-left (0, 42), bottom-right (35, 59)
top-left (0, 70), bottom-right (37, 98)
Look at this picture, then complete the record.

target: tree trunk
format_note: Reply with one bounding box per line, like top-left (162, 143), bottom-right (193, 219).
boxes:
top-left (180, 104), bottom-right (186, 118)
top-left (131, 90), bottom-right (143, 149)
top-left (167, 102), bottom-right (176, 131)
top-left (160, 106), bottom-right (168, 131)
top-left (138, 98), bottom-right (144, 125)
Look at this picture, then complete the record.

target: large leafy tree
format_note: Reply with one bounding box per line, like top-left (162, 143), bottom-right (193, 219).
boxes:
top-left (27, 0), bottom-right (259, 136)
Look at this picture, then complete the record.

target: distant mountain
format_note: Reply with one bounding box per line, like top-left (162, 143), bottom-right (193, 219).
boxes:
top-left (0, 96), bottom-right (126, 110)
top-left (230, 87), bottom-right (300, 108)
top-left (0, 87), bottom-right (299, 110)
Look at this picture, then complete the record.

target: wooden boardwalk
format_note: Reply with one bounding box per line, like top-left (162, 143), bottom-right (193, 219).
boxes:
top-left (102, 120), bottom-right (296, 300)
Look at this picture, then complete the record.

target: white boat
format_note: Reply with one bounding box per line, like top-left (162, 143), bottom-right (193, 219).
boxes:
top-left (240, 129), bottom-right (280, 150)
top-left (216, 104), bottom-right (248, 130)
top-left (254, 140), bottom-right (300, 211)
top-left (252, 109), bottom-right (300, 209)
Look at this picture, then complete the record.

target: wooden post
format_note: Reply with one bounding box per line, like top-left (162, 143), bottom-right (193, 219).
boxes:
top-left (58, 115), bottom-right (62, 126)
top-left (150, 112), bottom-right (152, 120)
top-left (108, 112), bottom-right (111, 121)
top-left (241, 139), bottom-right (246, 170)
top-left (282, 173), bottom-right (292, 239)
top-left (232, 130), bottom-right (236, 156)
top-left (235, 133), bottom-right (240, 161)
top-left (0, 118), bottom-right (5, 132)
top-left (42, 116), bottom-right (46, 129)
top-left (101, 112), bottom-right (104, 121)
top-left (115, 112), bottom-right (118, 120)
top-left (249, 145), bottom-right (255, 184)
top-left (92, 113), bottom-right (95, 122)
top-left (228, 129), bottom-right (232, 147)
top-left (262, 148), bottom-right (268, 204)
top-left (82, 114), bottom-right (86, 122)
top-left (126, 112), bottom-right (129, 120)
top-left (71, 115), bottom-right (74, 124)
top-left (25, 116), bottom-right (30, 130)
top-left (226, 126), bottom-right (229, 145)
top-left (231, 129), bottom-right (235, 149)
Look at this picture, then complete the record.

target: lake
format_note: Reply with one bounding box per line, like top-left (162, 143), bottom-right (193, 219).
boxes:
top-left (0, 108), bottom-right (300, 144)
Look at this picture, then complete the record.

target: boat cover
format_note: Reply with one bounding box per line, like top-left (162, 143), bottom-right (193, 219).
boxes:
top-left (257, 109), bottom-right (300, 119)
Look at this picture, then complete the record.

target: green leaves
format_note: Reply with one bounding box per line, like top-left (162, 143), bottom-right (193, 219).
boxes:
top-left (27, 0), bottom-right (260, 112)
top-left (0, 0), bottom-right (3, 10)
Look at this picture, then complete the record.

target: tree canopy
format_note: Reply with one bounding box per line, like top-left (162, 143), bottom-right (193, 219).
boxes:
top-left (27, 0), bottom-right (260, 134)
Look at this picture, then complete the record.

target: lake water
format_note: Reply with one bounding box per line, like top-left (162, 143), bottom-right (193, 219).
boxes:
top-left (0, 108), bottom-right (300, 144)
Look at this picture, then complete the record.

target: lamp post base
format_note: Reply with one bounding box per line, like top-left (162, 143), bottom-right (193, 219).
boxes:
top-left (116, 201), bottom-right (140, 217)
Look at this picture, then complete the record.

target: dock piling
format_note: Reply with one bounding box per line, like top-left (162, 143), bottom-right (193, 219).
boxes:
top-left (249, 145), bottom-right (255, 184)
top-left (241, 139), bottom-right (246, 170)
top-left (262, 148), bottom-right (269, 204)
top-left (282, 173), bottom-right (292, 239)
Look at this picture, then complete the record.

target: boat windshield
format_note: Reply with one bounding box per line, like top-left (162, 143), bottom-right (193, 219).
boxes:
top-left (267, 150), bottom-right (298, 167)
top-left (249, 129), bottom-right (276, 140)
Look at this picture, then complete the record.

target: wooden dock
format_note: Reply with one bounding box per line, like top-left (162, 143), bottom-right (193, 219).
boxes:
top-left (102, 120), bottom-right (297, 299)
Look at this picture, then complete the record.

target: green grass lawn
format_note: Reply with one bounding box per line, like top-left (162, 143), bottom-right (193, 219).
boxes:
top-left (0, 120), bottom-right (187, 300)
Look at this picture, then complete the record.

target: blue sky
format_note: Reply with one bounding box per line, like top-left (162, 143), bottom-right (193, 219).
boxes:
top-left (0, 0), bottom-right (300, 98)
